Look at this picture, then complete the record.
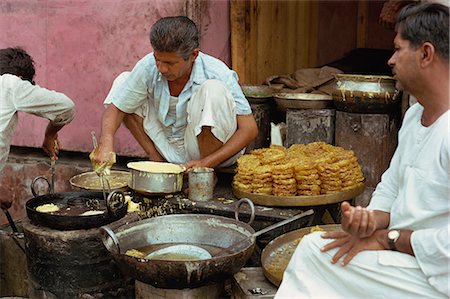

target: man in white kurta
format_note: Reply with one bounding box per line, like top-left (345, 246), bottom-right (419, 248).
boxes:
top-left (276, 103), bottom-right (449, 298)
top-left (0, 47), bottom-right (75, 209)
top-left (276, 3), bottom-right (449, 298)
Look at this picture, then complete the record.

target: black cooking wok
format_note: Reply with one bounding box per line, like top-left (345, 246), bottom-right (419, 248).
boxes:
top-left (100, 199), bottom-right (313, 289)
top-left (26, 190), bottom-right (127, 230)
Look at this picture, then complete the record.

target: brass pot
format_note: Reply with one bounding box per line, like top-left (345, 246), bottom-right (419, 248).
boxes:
top-left (332, 74), bottom-right (401, 113)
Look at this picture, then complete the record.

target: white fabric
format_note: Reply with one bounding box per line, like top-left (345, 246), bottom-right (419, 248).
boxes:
top-left (276, 103), bottom-right (449, 298)
top-left (0, 74), bottom-right (75, 173)
top-left (105, 73), bottom-right (244, 166)
top-left (276, 232), bottom-right (447, 299)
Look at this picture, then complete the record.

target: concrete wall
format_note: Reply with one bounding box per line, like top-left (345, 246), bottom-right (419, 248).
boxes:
top-left (0, 0), bottom-right (231, 157)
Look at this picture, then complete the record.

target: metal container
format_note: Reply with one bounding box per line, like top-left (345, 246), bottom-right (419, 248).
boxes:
top-left (188, 167), bottom-right (215, 202)
top-left (332, 74), bottom-right (401, 113)
top-left (101, 214), bottom-right (256, 289)
top-left (127, 162), bottom-right (184, 195)
top-left (241, 85), bottom-right (274, 104)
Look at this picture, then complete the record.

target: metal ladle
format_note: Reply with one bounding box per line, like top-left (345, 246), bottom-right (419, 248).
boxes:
top-left (212, 198), bottom-right (314, 257)
top-left (91, 131), bottom-right (111, 201)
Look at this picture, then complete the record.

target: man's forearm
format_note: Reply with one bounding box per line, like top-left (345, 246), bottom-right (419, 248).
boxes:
top-left (373, 210), bottom-right (391, 230)
top-left (99, 105), bottom-right (125, 148)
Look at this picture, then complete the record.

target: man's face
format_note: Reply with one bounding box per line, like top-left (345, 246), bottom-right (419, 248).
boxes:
top-left (388, 33), bottom-right (419, 92)
top-left (153, 50), bottom-right (198, 82)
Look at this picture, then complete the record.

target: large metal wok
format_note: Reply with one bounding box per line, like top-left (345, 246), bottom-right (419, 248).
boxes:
top-left (26, 190), bottom-right (127, 230)
top-left (101, 199), bottom-right (313, 289)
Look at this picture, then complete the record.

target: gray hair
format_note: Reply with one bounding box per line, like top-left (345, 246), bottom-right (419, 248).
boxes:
top-left (149, 16), bottom-right (200, 60)
top-left (396, 3), bottom-right (449, 60)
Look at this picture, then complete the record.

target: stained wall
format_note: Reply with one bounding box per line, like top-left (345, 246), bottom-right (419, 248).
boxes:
top-left (0, 0), bottom-right (231, 157)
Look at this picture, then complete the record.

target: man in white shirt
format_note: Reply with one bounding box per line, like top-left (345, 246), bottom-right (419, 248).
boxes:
top-left (276, 3), bottom-right (449, 298)
top-left (0, 47), bottom-right (75, 209)
top-left (91, 16), bottom-right (258, 170)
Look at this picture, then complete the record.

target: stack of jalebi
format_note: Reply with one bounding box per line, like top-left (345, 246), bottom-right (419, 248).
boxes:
top-left (252, 165), bottom-right (273, 194)
top-left (272, 162), bottom-right (297, 196)
top-left (233, 142), bottom-right (365, 196)
top-left (233, 155), bottom-right (260, 193)
top-left (338, 150), bottom-right (365, 191)
top-left (294, 158), bottom-right (321, 196)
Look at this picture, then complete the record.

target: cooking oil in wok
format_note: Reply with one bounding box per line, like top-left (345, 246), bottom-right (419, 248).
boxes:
top-left (128, 242), bottom-right (235, 261)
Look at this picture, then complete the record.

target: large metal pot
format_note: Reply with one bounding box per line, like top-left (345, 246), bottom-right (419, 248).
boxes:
top-left (332, 74), bottom-right (401, 113)
top-left (101, 200), bottom-right (313, 289)
top-left (101, 214), bottom-right (255, 288)
top-left (127, 162), bottom-right (184, 195)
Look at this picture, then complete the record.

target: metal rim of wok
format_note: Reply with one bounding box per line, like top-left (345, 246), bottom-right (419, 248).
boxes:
top-left (26, 191), bottom-right (128, 230)
top-left (101, 213), bottom-right (257, 289)
top-left (261, 224), bottom-right (341, 287)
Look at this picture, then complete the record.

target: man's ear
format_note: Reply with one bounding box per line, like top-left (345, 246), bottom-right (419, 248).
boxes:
top-left (420, 42), bottom-right (435, 67)
top-left (191, 48), bottom-right (199, 60)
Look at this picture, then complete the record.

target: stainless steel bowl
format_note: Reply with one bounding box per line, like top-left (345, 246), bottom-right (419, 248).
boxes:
top-left (127, 162), bottom-right (184, 195)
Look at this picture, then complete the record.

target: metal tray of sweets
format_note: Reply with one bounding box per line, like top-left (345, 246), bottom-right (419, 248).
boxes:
top-left (232, 182), bottom-right (365, 207)
top-left (261, 224), bottom-right (341, 286)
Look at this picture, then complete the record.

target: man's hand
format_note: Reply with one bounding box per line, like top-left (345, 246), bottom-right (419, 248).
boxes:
top-left (89, 144), bottom-right (116, 175)
top-left (184, 159), bottom-right (207, 170)
top-left (42, 133), bottom-right (59, 160)
top-left (341, 201), bottom-right (377, 238)
top-left (321, 231), bottom-right (385, 266)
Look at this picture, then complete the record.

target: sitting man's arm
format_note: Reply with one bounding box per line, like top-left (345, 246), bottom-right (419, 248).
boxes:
top-left (185, 113), bottom-right (258, 169)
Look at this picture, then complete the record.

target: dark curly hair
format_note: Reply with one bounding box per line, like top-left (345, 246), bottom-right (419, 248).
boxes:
top-left (0, 47), bottom-right (36, 84)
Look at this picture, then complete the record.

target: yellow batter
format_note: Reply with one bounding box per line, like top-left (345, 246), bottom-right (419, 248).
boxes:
top-left (127, 161), bottom-right (184, 173)
top-left (36, 203), bottom-right (60, 213)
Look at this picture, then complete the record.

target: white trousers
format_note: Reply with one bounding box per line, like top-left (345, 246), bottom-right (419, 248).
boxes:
top-left (105, 73), bottom-right (243, 166)
top-left (275, 232), bottom-right (446, 299)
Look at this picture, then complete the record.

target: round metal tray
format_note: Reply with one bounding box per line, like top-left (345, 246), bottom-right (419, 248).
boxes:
top-left (261, 224), bottom-right (341, 286)
top-left (232, 182), bottom-right (365, 207)
top-left (274, 92), bottom-right (333, 110)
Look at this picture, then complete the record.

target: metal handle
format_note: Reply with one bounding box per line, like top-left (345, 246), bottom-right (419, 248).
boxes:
top-left (2, 209), bottom-right (18, 233)
top-left (100, 225), bottom-right (121, 254)
top-left (252, 209), bottom-right (314, 238)
top-left (50, 159), bottom-right (56, 193)
top-left (31, 176), bottom-right (51, 197)
top-left (234, 198), bottom-right (256, 225)
top-left (106, 190), bottom-right (125, 215)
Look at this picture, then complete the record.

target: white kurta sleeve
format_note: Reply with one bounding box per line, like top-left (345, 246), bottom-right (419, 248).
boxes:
top-left (11, 77), bottom-right (75, 126)
top-left (367, 143), bottom-right (401, 212)
top-left (411, 226), bottom-right (450, 296)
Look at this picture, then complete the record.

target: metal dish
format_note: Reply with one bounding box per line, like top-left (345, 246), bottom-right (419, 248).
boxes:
top-left (232, 182), bottom-right (365, 207)
top-left (274, 92), bottom-right (333, 111)
top-left (69, 170), bottom-right (131, 191)
top-left (261, 224), bottom-right (341, 286)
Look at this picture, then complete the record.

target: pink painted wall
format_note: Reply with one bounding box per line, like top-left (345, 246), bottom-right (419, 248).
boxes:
top-left (0, 0), bottom-right (231, 157)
